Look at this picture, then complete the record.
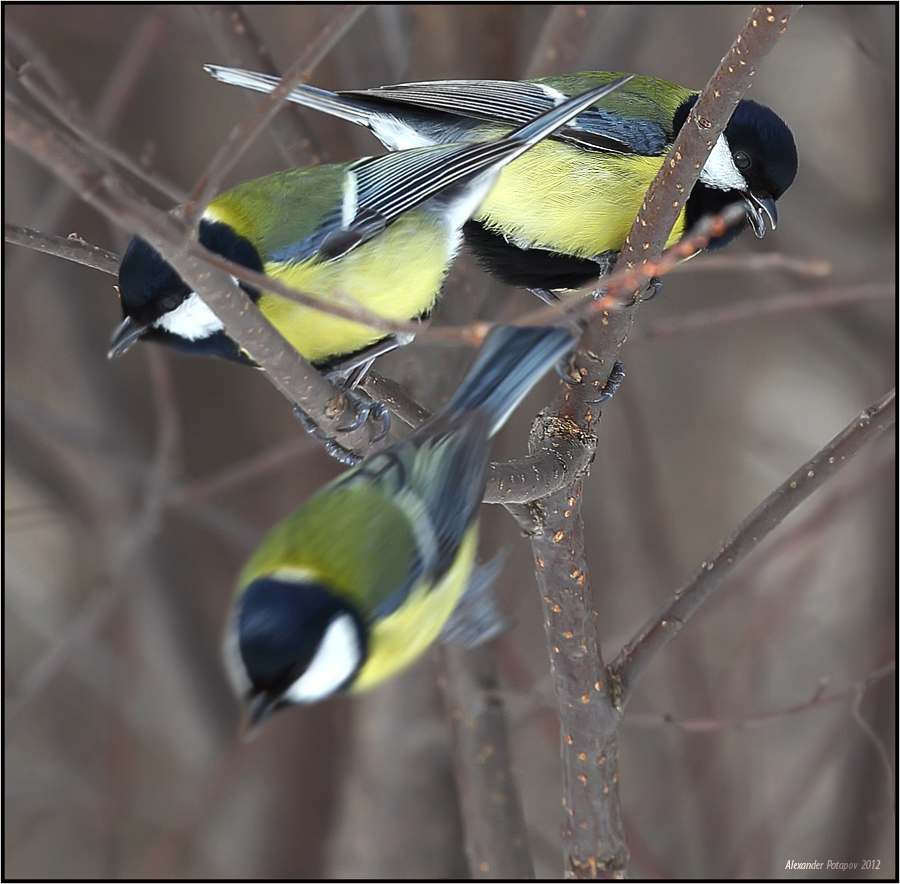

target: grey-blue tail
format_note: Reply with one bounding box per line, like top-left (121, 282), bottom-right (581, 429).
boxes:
top-left (205, 66), bottom-right (632, 158)
top-left (204, 65), bottom-right (380, 129)
top-left (442, 325), bottom-right (576, 437)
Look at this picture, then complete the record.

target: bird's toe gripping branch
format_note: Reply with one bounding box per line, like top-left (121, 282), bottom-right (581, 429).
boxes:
top-left (293, 390), bottom-right (390, 466)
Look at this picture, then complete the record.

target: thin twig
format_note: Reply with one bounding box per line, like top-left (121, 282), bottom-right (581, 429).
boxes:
top-left (850, 680), bottom-right (896, 812)
top-left (623, 661), bottom-right (895, 732)
top-left (199, 4), bottom-right (328, 167)
top-left (6, 22), bottom-right (185, 202)
top-left (5, 223), bottom-right (119, 274)
top-left (611, 389), bottom-right (896, 705)
top-left (668, 251), bottom-right (831, 276)
top-left (171, 437), bottom-right (314, 506)
top-left (630, 281), bottom-right (894, 344)
top-left (93, 13), bottom-right (169, 134)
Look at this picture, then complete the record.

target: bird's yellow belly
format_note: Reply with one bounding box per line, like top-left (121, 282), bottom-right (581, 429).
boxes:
top-left (477, 142), bottom-right (687, 257)
top-left (351, 526), bottom-right (479, 692)
top-left (257, 215), bottom-right (452, 364)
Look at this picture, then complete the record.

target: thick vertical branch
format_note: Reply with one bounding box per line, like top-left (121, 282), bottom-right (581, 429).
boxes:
top-left (526, 6), bottom-right (802, 878)
top-left (525, 387), bottom-right (624, 878)
top-left (529, 477), bottom-right (627, 880)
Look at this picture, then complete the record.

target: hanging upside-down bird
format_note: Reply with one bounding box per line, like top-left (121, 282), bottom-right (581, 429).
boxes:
top-left (223, 323), bottom-right (577, 731)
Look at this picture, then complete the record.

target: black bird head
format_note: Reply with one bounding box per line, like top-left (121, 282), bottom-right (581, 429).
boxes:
top-left (675, 95), bottom-right (798, 249)
top-left (109, 222), bottom-right (263, 364)
top-left (228, 576), bottom-right (368, 733)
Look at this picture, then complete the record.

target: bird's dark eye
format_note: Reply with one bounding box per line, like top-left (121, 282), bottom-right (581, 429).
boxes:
top-left (734, 150), bottom-right (752, 171)
top-left (160, 294), bottom-right (183, 312)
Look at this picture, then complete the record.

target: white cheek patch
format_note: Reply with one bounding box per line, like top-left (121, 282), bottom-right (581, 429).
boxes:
top-left (699, 133), bottom-right (748, 192)
top-left (534, 82), bottom-right (567, 105)
top-left (285, 613), bottom-right (361, 704)
top-left (153, 292), bottom-right (225, 341)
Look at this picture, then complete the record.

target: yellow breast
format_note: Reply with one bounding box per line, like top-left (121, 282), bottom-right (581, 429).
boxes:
top-left (478, 141), bottom-right (687, 258)
top-left (350, 526), bottom-right (479, 692)
top-left (258, 214), bottom-right (453, 364)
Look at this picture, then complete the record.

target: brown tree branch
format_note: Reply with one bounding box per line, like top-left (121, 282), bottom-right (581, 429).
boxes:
top-left (669, 251), bottom-right (831, 276)
top-left (629, 281), bottom-right (895, 344)
top-left (438, 645), bottom-right (535, 880)
top-left (4, 223), bottom-right (119, 274)
top-left (623, 661), bottom-right (895, 733)
top-left (6, 21), bottom-right (186, 203)
top-left (529, 474), bottom-right (627, 880)
top-left (3, 209), bottom-right (608, 504)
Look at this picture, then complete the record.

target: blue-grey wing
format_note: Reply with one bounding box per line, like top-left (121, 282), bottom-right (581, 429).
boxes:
top-left (339, 411), bottom-right (492, 581)
top-left (343, 79), bottom-right (670, 155)
top-left (348, 140), bottom-right (514, 225)
top-left (312, 140), bottom-right (516, 260)
top-left (315, 139), bottom-right (518, 259)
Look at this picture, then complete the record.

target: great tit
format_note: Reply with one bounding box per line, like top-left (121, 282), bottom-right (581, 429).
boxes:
top-left (109, 79), bottom-right (628, 369)
top-left (224, 323), bottom-right (576, 729)
top-left (206, 66), bottom-right (798, 293)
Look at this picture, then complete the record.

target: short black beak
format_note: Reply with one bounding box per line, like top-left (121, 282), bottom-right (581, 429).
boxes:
top-left (742, 192), bottom-right (778, 238)
top-left (108, 316), bottom-right (151, 358)
top-left (240, 689), bottom-right (282, 741)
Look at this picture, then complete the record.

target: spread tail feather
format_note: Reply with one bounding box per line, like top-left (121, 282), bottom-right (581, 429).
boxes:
top-left (443, 325), bottom-right (576, 437)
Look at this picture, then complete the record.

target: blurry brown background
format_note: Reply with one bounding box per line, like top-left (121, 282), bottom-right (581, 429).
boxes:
top-left (5, 5), bottom-right (895, 879)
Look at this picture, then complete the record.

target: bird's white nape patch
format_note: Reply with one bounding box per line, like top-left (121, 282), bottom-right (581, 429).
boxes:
top-left (153, 292), bottom-right (225, 341)
top-left (535, 82), bottom-right (568, 105)
top-left (270, 565), bottom-right (323, 584)
top-left (699, 134), bottom-right (748, 192)
top-left (285, 613), bottom-right (361, 703)
top-left (341, 170), bottom-right (360, 228)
